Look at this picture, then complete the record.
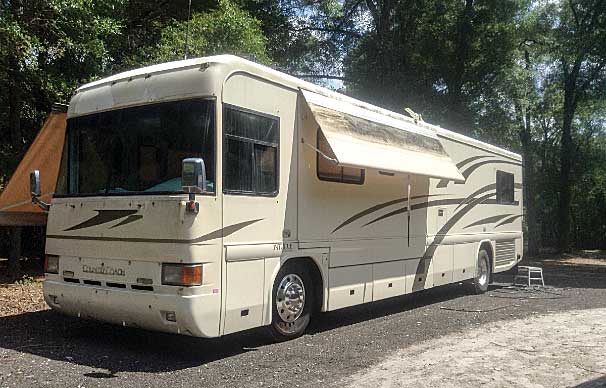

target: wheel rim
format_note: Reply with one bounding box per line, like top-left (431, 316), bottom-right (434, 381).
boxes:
top-left (478, 256), bottom-right (489, 286)
top-left (276, 273), bottom-right (306, 323)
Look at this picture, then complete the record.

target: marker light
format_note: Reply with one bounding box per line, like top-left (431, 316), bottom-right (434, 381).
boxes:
top-left (45, 255), bottom-right (59, 274)
top-left (161, 264), bottom-right (203, 286)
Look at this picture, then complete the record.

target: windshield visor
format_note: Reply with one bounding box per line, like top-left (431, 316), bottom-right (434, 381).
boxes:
top-left (57, 99), bottom-right (216, 196)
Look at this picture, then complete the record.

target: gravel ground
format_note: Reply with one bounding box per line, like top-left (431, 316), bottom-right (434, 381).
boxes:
top-left (345, 308), bottom-right (606, 388)
top-left (1, 256), bottom-right (605, 388)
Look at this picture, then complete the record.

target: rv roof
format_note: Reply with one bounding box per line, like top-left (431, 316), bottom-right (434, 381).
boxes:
top-left (77, 55), bottom-right (521, 161)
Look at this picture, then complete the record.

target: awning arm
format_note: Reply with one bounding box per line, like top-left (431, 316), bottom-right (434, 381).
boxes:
top-left (301, 138), bottom-right (339, 164)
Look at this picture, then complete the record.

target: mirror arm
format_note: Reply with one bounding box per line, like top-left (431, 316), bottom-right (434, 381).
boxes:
top-left (32, 195), bottom-right (50, 211)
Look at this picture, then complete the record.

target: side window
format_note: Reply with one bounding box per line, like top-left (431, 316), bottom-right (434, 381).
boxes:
top-left (223, 105), bottom-right (279, 195)
top-left (496, 170), bottom-right (514, 204)
top-left (317, 129), bottom-right (364, 184)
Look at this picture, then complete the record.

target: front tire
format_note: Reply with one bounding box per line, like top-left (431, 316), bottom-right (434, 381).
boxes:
top-left (268, 264), bottom-right (313, 341)
top-left (471, 249), bottom-right (491, 294)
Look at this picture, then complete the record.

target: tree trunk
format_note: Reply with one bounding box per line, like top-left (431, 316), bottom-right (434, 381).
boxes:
top-left (448, 0), bottom-right (474, 133)
top-left (558, 79), bottom-right (577, 252)
top-left (520, 49), bottom-right (539, 256)
top-left (8, 227), bottom-right (22, 280)
top-left (7, 53), bottom-right (22, 145)
top-left (520, 115), bottom-right (539, 256)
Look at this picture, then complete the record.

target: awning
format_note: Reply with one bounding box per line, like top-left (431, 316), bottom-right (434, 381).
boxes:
top-left (0, 105), bottom-right (67, 226)
top-left (301, 90), bottom-right (465, 182)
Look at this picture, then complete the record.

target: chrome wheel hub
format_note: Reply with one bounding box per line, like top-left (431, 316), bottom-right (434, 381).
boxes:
top-left (276, 274), bottom-right (305, 323)
top-left (478, 257), bottom-right (489, 286)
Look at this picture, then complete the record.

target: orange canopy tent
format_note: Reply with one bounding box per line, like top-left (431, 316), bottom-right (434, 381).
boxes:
top-left (0, 104), bottom-right (67, 226)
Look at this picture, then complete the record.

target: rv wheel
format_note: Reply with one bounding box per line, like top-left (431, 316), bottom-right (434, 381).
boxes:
top-left (471, 249), bottom-right (491, 294)
top-left (269, 264), bottom-right (313, 341)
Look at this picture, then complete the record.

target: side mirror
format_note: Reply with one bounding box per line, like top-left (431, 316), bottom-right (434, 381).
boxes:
top-left (30, 170), bottom-right (50, 211)
top-left (30, 170), bottom-right (41, 197)
top-left (181, 158), bottom-right (206, 194)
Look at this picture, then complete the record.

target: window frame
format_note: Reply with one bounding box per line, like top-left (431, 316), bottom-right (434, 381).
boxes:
top-left (316, 128), bottom-right (365, 185)
top-left (222, 103), bottom-right (280, 197)
top-left (496, 170), bottom-right (515, 204)
top-left (55, 97), bottom-right (217, 198)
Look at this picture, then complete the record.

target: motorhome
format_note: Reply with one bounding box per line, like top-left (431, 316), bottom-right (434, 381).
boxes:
top-left (34, 55), bottom-right (523, 340)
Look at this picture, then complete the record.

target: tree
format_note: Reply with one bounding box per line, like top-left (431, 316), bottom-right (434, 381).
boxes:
top-left (552, 0), bottom-right (606, 251)
top-left (343, 0), bottom-right (521, 134)
top-left (128, 0), bottom-right (269, 66)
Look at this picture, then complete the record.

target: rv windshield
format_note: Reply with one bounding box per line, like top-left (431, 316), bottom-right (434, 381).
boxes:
top-left (57, 99), bottom-right (215, 196)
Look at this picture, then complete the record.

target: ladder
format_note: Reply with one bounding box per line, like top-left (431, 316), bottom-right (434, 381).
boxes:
top-left (513, 266), bottom-right (545, 287)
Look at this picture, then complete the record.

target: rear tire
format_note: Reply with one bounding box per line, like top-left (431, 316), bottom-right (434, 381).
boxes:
top-left (471, 249), bottom-right (491, 294)
top-left (268, 263), bottom-right (313, 341)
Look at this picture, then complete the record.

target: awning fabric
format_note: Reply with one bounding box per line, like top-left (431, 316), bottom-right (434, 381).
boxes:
top-left (301, 90), bottom-right (465, 182)
top-left (0, 107), bottom-right (67, 226)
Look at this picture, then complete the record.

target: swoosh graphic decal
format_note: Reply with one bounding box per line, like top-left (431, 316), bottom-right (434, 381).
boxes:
top-left (454, 183), bottom-right (496, 211)
top-left (362, 198), bottom-right (465, 227)
top-left (453, 182), bottom-right (522, 211)
top-left (456, 159), bottom-right (522, 184)
top-left (412, 191), bottom-right (496, 292)
top-left (332, 194), bottom-right (442, 234)
top-left (49, 219), bottom-right (263, 244)
top-left (463, 213), bottom-right (513, 229)
top-left (65, 210), bottom-right (139, 231)
top-left (495, 214), bottom-right (522, 227)
top-left (109, 214), bottom-right (144, 229)
top-left (436, 155), bottom-right (492, 188)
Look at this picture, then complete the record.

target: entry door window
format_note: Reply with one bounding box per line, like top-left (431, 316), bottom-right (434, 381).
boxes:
top-left (223, 105), bottom-right (279, 196)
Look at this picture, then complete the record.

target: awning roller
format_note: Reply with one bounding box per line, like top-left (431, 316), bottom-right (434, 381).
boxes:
top-left (301, 90), bottom-right (465, 182)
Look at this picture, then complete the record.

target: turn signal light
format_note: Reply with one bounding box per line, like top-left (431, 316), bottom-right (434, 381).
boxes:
top-left (161, 263), bottom-right (203, 286)
top-left (45, 255), bottom-right (59, 274)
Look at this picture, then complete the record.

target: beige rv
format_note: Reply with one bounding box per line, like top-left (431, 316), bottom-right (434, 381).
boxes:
top-left (35, 55), bottom-right (523, 340)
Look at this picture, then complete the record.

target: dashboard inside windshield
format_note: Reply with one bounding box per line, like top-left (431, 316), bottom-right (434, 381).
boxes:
top-left (56, 98), bottom-right (216, 196)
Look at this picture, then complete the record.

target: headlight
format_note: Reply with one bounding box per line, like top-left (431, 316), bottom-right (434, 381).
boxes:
top-left (161, 263), bottom-right (203, 286)
top-left (45, 255), bottom-right (59, 274)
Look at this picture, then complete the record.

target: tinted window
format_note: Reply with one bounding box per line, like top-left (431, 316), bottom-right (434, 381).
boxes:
top-left (496, 170), bottom-right (514, 204)
top-left (317, 129), bottom-right (364, 184)
top-left (59, 99), bottom-right (216, 196)
top-left (223, 106), bottom-right (279, 195)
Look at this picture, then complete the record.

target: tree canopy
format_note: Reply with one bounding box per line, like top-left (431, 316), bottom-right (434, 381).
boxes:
top-left (1, 0), bottom-right (605, 252)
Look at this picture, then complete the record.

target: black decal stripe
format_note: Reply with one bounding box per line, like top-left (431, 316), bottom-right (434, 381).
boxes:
top-left (65, 210), bottom-right (139, 231)
top-left (456, 159), bottom-right (522, 183)
top-left (495, 214), bottom-right (522, 227)
top-left (454, 183), bottom-right (521, 211)
top-left (436, 155), bottom-right (492, 188)
top-left (362, 198), bottom-right (465, 227)
top-left (456, 155), bottom-right (493, 169)
top-left (412, 192), bottom-right (496, 292)
top-left (331, 194), bottom-right (442, 234)
top-left (463, 213), bottom-right (513, 229)
top-left (483, 199), bottom-right (520, 206)
top-left (109, 214), bottom-right (143, 229)
top-left (454, 183), bottom-right (496, 211)
top-left (49, 219), bottom-right (263, 244)
top-left (190, 219), bottom-right (262, 243)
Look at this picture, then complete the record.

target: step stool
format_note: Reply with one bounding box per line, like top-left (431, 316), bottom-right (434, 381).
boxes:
top-left (513, 266), bottom-right (545, 287)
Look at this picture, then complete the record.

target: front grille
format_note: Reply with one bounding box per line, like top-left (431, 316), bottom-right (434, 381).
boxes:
top-left (106, 282), bottom-right (127, 289)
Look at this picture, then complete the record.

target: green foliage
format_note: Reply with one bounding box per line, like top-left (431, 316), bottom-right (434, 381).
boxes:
top-left (1, 0), bottom-right (605, 250)
top-left (0, 0), bottom-right (122, 180)
top-left (15, 274), bottom-right (36, 285)
top-left (130, 0), bottom-right (270, 66)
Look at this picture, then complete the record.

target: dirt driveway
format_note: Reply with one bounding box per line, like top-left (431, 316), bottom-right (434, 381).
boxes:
top-left (1, 254), bottom-right (606, 388)
top-left (345, 307), bottom-right (606, 388)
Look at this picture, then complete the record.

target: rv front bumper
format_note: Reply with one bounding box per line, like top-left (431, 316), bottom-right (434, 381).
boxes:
top-left (43, 280), bottom-right (221, 337)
